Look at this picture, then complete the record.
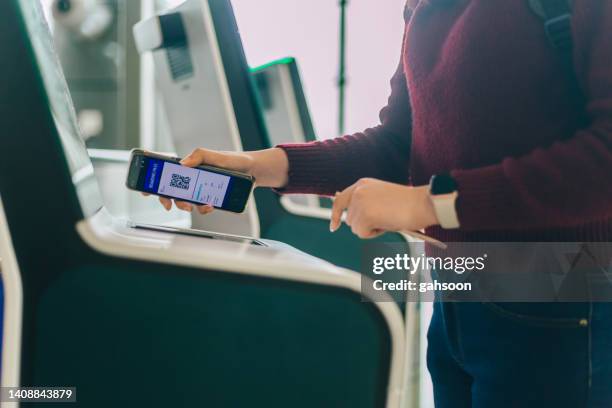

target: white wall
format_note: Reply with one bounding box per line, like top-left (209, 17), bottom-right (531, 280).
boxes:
top-left (44, 0), bottom-right (408, 141)
top-left (232, 0), bottom-right (406, 140)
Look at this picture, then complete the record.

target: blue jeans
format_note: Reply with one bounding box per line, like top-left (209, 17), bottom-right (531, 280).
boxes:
top-left (427, 301), bottom-right (612, 407)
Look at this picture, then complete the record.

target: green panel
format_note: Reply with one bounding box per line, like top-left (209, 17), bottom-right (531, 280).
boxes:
top-left (250, 57), bottom-right (296, 73)
top-left (33, 263), bottom-right (391, 408)
top-left (265, 215), bottom-right (407, 272)
top-left (319, 197), bottom-right (333, 208)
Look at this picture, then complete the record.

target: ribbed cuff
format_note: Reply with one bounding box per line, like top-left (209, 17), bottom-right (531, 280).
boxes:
top-left (274, 143), bottom-right (339, 196)
top-left (451, 164), bottom-right (519, 231)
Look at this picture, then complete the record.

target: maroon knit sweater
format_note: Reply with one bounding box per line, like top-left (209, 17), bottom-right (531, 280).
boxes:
top-left (278, 0), bottom-right (612, 242)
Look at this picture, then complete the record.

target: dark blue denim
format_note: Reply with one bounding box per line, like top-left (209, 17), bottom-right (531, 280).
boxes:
top-left (427, 301), bottom-right (612, 407)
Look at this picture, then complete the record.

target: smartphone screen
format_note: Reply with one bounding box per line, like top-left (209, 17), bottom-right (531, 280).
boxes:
top-left (127, 151), bottom-right (253, 213)
top-left (145, 157), bottom-right (233, 207)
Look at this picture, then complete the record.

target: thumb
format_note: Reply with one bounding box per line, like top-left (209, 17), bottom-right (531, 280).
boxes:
top-left (180, 148), bottom-right (226, 168)
top-left (179, 151), bottom-right (203, 167)
top-left (179, 148), bottom-right (249, 172)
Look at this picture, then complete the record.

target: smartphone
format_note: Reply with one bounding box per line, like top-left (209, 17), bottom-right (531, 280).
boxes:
top-left (126, 149), bottom-right (254, 213)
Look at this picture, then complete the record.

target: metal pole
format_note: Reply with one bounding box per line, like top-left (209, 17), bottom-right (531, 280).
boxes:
top-left (338, 0), bottom-right (348, 136)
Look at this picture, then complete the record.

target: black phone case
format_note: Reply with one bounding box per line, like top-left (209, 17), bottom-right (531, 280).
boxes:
top-left (126, 149), bottom-right (254, 213)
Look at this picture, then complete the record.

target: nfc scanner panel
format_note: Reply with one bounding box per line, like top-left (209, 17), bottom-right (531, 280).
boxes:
top-left (0, 1), bottom-right (406, 407)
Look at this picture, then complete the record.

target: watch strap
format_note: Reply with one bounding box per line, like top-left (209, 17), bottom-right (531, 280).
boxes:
top-left (431, 192), bottom-right (460, 229)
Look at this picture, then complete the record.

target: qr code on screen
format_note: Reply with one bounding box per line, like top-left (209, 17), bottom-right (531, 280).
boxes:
top-left (169, 174), bottom-right (191, 190)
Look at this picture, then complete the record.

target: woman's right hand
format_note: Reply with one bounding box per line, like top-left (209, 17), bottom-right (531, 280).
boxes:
top-left (148, 147), bottom-right (289, 214)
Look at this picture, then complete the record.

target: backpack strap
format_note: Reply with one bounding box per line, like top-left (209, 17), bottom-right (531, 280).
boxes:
top-left (529, 0), bottom-right (574, 53)
top-left (529, 0), bottom-right (587, 123)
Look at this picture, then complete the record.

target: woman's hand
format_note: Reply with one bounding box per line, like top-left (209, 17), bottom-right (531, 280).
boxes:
top-left (149, 147), bottom-right (289, 213)
top-left (330, 178), bottom-right (439, 238)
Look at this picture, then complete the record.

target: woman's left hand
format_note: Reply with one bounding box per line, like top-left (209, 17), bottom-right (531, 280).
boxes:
top-left (330, 178), bottom-right (439, 238)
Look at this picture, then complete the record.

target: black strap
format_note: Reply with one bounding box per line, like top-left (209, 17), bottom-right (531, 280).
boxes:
top-left (534, 0), bottom-right (574, 55)
top-left (529, 0), bottom-right (587, 124)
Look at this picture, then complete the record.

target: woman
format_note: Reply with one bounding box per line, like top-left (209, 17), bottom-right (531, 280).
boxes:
top-left (154, 0), bottom-right (612, 406)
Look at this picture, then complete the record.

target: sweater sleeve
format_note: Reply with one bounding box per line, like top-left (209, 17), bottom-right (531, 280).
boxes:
top-left (277, 23), bottom-right (412, 196)
top-left (452, 0), bottom-right (612, 231)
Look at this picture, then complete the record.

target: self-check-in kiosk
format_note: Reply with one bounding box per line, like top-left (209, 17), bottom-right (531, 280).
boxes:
top-left (251, 57), bottom-right (317, 147)
top-left (133, 0), bottom-right (411, 273)
top-left (0, 0), bottom-right (407, 406)
top-left (252, 57), bottom-right (323, 209)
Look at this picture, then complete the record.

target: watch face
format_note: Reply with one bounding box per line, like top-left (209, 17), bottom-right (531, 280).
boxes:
top-left (430, 174), bottom-right (458, 195)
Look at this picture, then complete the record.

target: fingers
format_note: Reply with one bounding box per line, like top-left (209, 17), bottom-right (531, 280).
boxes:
top-left (330, 184), bottom-right (357, 232)
top-left (359, 229), bottom-right (384, 239)
top-left (181, 148), bottom-right (227, 168)
top-left (158, 196), bottom-right (172, 211)
top-left (329, 192), bottom-right (345, 232)
top-left (174, 201), bottom-right (193, 212)
top-left (180, 148), bottom-right (206, 167)
top-left (141, 192), bottom-right (150, 197)
top-left (197, 204), bottom-right (214, 215)
top-left (175, 202), bottom-right (213, 214)
top-left (350, 217), bottom-right (383, 239)
top-left (330, 179), bottom-right (384, 239)
top-left (174, 201), bottom-right (213, 214)
top-left (157, 195), bottom-right (213, 214)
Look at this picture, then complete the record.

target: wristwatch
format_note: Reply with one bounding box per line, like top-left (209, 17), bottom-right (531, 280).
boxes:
top-left (429, 174), bottom-right (460, 229)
